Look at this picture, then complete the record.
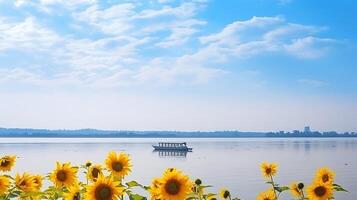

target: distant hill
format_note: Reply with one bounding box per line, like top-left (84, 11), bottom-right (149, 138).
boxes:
top-left (0, 127), bottom-right (264, 137)
top-left (0, 127), bottom-right (356, 137)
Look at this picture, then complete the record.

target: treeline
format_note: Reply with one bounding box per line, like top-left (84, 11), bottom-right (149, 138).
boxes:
top-left (0, 128), bottom-right (264, 137)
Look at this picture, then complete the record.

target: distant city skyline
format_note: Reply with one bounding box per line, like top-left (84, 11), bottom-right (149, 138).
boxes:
top-left (0, 0), bottom-right (356, 132)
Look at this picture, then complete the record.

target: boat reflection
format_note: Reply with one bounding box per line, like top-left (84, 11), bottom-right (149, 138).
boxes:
top-left (153, 150), bottom-right (190, 157)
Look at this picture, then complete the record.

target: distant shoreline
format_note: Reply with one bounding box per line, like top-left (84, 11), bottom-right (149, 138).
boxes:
top-left (1, 136), bottom-right (357, 138)
top-left (1, 127), bottom-right (356, 138)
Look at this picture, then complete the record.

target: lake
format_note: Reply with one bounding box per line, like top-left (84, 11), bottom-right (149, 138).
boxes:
top-left (1, 138), bottom-right (356, 200)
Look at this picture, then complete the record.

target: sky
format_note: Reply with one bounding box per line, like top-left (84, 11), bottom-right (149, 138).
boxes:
top-left (0, 0), bottom-right (356, 132)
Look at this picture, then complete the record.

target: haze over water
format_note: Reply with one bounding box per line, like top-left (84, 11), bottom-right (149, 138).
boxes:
top-left (1, 137), bottom-right (356, 200)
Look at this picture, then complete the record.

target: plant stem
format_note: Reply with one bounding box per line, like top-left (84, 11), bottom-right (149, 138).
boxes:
top-left (4, 186), bottom-right (16, 200)
top-left (300, 189), bottom-right (305, 200)
top-left (270, 175), bottom-right (278, 200)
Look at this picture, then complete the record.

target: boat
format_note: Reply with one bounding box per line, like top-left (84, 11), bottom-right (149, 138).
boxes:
top-left (152, 142), bottom-right (192, 151)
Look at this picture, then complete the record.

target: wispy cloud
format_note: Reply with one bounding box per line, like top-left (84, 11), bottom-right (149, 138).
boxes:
top-left (0, 1), bottom-right (338, 90)
top-left (199, 16), bottom-right (335, 60)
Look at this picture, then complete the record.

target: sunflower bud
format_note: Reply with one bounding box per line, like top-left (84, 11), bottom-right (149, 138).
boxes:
top-left (298, 183), bottom-right (304, 189)
top-left (195, 179), bottom-right (202, 185)
top-left (85, 161), bottom-right (92, 167)
top-left (222, 190), bottom-right (230, 199)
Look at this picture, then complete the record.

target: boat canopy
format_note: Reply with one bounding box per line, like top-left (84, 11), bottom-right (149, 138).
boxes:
top-left (158, 142), bottom-right (187, 147)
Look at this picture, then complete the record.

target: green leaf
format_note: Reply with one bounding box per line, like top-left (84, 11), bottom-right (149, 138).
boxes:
top-left (185, 192), bottom-right (199, 200)
top-left (204, 193), bottom-right (216, 199)
top-left (274, 186), bottom-right (290, 193)
top-left (333, 184), bottom-right (348, 192)
top-left (198, 185), bottom-right (213, 189)
top-left (129, 194), bottom-right (147, 200)
top-left (126, 180), bottom-right (142, 187)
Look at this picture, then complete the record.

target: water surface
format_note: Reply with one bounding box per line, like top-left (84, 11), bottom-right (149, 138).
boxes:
top-left (1, 138), bottom-right (356, 199)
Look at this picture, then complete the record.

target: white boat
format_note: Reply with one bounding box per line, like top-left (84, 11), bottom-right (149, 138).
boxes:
top-left (152, 142), bottom-right (192, 151)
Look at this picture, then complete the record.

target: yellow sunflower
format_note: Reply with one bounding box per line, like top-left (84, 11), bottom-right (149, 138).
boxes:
top-left (219, 188), bottom-right (231, 200)
top-left (257, 189), bottom-right (276, 200)
top-left (18, 196), bottom-right (41, 200)
top-left (50, 162), bottom-right (78, 188)
top-left (150, 178), bottom-right (162, 200)
top-left (105, 151), bottom-right (132, 179)
top-left (307, 182), bottom-right (333, 200)
top-left (33, 175), bottom-right (43, 191)
top-left (0, 155), bottom-right (16, 171)
top-left (84, 175), bottom-right (124, 200)
top-left (314, 167), bottom-right (335, 185)
top-left (0, 175), bottom-right (10, 195)
top-left (15, 173), bottom-right (38, 192)
top-left (88, 164), bottom-right (103, 182)
top-left (64, 183), bottom-right (81, 200)
top-left (157, 168), bottom-right (193, 200)
top-left (290, 182), bottom-right (302, 198)
top-left (260, 162), bottom-right (278, 178)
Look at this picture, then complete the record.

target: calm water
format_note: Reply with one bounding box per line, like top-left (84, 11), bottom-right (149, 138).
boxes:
top-left (1, 138), bottom-right (356, 200)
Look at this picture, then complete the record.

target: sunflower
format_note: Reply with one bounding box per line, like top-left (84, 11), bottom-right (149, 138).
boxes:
top-left (88, 164), bottom-right (103, 182)
top-left (307, 182), bottom-right (333, 200)
top-left (314, 167), bottom-right (335, 185)
top-left (50, 162), bottom-right (78, 188)
top-left (105, 151), bottom-right (132, 179)
top-left (64, 183), bottom-right (81, 200)
top-left (290, 182), bottom-right (302, 198)
top-left (150, 178), bottom-right (162, 200)
top-left (18, 196), bottom-right (41, 200)
top-left (157, 168), bottom-right (193, 200)
top-left (0, 175), bottom-right (10, 195)
top-left (219, 189), bottom-right (231, 200)
top-left (257, 189), bottom-right (276, 200)
top-left (0, 155), bottom-right (16, 171)
top-left (15, 173), bottom-right (38, 192)
top-left (33, 175), bottom-right (43, 191)
top-left (84, 175), bottom-right (124, 200)
top-left (260, 162), bottom-right (278, 178)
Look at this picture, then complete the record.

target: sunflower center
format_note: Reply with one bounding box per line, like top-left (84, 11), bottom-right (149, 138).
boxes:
top-left (223, 190), bottom-right (230, 198)
top-left (20, 180), bottom-right (27, 186)
top-left (322, 174), bottom-right (329, 183)
top-left (73, 192), bottom-right (80, 200)
top-left (265, 168), bottom-right (272, 174)
top-left (56, 170), bottom-right (68, 182)
top-left (112, 162), bottom-right (123, 172)
top-left (95, 184), bottom-right (112, 200)
top-left (314, 186), bottom-right (326, 197)
top-left (165, 179), bottom-right (180, 195)
top-left (0, 160), bottom-right (10, 167)
top-left (92, 168), bottom-right (100, 178)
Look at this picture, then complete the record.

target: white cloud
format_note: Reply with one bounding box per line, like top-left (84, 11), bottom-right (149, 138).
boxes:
top-left (134, 2), bottom-right (201, 19)
top-left (156, 19), bottom-right (206, 48)
top-left (198, 16), bottom-right (335, 60)
top-left (0, 17), bottom-right (61, 52)
top-left (0, 1), bottom-right (338, 90)
top-left (14, 0), bottom-right (96, 12)
top-left (284, 36), bottom-right (336, 59)
top-left (74, 3), bottom-right (136, 35)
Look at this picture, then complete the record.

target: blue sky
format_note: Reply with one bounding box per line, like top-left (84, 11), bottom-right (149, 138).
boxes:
top-left (0, 0), bottom-right (356, 132)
